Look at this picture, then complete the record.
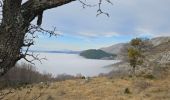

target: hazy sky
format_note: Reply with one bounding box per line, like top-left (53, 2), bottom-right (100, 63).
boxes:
top-left (31, 0), bottom-right (170, 51)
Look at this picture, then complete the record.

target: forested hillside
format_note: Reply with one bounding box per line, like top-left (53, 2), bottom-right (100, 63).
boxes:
top-left (80, 49), bottom-right (116, 59)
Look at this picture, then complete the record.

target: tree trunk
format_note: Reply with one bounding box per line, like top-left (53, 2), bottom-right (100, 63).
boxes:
top-left (0, 27), bottom-right (27, 76)
top-left (0, 0), bottom-right (28, 76)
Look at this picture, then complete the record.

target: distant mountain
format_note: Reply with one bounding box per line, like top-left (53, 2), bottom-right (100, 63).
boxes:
top-left (100, 43), bottom-right (128, 54)
top-left (80, 49), bottom-right (116, 60)
top-left (28, 37), bottom-right (170, 60)
top-left (28, 50), bottom-right (81, 54)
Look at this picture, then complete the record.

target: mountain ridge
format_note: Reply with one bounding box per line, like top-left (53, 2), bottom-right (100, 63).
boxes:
top-left (100, 36), bottom-right (170, 55)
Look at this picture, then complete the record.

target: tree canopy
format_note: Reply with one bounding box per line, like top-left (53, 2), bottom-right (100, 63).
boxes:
top-left (128, 38), bottom-right (145, 75)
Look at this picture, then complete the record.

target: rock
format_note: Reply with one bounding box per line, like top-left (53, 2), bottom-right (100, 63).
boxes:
top-left (156, 51), bottom-right (170, 64)
top-left (0, 59), bottom-right (3, 62)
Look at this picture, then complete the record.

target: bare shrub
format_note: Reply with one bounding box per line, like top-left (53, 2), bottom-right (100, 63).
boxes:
top-left (55, 74), bottom-right (77, 81)
top-left (46, 95), bottom-right (54, 100)
top-left (99, 69), bottom-right (129, 79)
top-left (0, 63), bottom-right (83, 89)
top-left (134, 80), bottom-right (152, 92)
top-left (0, 63), bottom-right (55, 89)
top-left (152, 64), bottom-right (169, 79)
top-left (143, 74), bottom-right (155, 79)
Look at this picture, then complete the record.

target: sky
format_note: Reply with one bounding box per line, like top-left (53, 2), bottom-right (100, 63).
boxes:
top-left (30, 0), bottom-right (170, 51)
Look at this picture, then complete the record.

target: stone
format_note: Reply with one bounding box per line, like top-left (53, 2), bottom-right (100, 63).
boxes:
top-left (0, 59), bottom-right (3, 62)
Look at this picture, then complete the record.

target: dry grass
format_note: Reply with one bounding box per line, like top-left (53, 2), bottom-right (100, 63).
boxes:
top-left (0, 73), bottom-right (170, 100)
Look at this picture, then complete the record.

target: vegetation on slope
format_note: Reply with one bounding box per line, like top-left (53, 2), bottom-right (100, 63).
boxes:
top-left (80, 49), bottom-right (116, 59)
top-left (1, 67), bottom-right (170, 100)
top-left (0, 63), bottom-right (79, 89)
top-left (0, 37), bottom-right (170, 100)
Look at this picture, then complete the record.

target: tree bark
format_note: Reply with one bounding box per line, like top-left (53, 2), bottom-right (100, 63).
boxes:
top-left (0, 0), bottom-right (27, 76)
top-left (0, 0), bottom-right (75, 76)
top-left (0, 29), bottom-right (25, 76)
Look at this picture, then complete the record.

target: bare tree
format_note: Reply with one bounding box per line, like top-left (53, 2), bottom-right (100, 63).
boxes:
top-left (0, 0), bottom-right (112, 76)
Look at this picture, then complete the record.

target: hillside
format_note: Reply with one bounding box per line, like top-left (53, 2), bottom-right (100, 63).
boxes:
top-left (1, 71), bottom-right (170, 100)
top-left (100, 43), bottom-right (128, 54)
top-left (100, 36), bottom-right (170, 55)
top-left (145, 40), bottom-right (170, 64)
top-left (104, 36), bottom-right (170, 78)
top-left (150, 36), bottom-right (170, 46)
top-left (80, 49), bottom-right (116, 59)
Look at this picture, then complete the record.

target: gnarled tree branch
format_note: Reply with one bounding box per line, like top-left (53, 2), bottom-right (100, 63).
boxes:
top-left (21, 0), bottom-right (76, 23)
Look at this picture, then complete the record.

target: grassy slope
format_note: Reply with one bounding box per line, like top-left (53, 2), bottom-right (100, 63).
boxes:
top-left (1, 73), bottom-right (170, 100)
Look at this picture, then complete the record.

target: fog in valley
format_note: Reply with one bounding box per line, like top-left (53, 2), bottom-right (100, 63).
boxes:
top-left (20, 53), bottom-right (119, 77)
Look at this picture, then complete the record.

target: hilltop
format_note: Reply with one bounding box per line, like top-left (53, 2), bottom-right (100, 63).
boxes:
top-left (79, 49), bottom-right (116, 60)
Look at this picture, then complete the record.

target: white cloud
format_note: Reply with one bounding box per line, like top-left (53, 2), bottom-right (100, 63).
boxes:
top-left (102, 32), bottom-right (120, 37)
top-left (74, 31), bottom-right (120, 38)
top-left (135, 28), bottom-right (155, 37)
top-left (153, 33), bottom-right (170, 38)
top-left (77, 32), bottom-right (98, 38)
top-left (30, 0), bottom-right (170, 50)
top-left (56, 31), bottom-right (64, 36)
top-left (24, 0), bottom-right (170, 37)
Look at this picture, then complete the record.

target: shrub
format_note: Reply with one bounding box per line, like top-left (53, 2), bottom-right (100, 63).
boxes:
top-left (46, 95), bottom-right (54, 100)
top-left (134, 80), bottom-right (152, 92)
top-left (124, 88), bottom-right (131, 94)
top-left (143, 74), bottom-right (155, 79)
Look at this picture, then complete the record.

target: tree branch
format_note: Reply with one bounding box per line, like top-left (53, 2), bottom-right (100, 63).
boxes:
top-left (78, 0), bottom-right (96, 8)
top-left (19, 24), bottom-right (57, 64)
top-left (97, 0), bottom-right (113, 17)
top-left (21, 0), bottom-right (76, 23)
